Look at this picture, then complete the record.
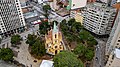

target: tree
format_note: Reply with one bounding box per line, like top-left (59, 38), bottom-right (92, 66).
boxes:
top-left (87, 35), bottom-right (97, 47)
top-left (31, 38), bottom-right (46, 57)
top-left (79, 30), bottom-right (90, 41)
top-left (79, 30), bottom-right (90, 46)
top-left (85, 49), bottom-right (94, 61)
top-left (87, 39), bottom-right (97, 47)
top-left (43, 5), bottom-right (51, 19)
top-left (39, 21), bottom-right (50, 35)
top-left (61, 19), bottom-right (66, 24)
top-left (68, 18), bottom-right (75, 26)
top-left (71, 22), bottom-right (83, 33)
top-left (43, 5), bottom-right (51, 13)
top-left (53, 51), bottom-right (84, 67)
top-left (0, 48), bottom-right (14, 61)
top-left (73, 43), bottom-right (86, 57)
top-left (11, 34), bottom-right (21, 45)
top-left (26, 34), bottom-right (37, 46)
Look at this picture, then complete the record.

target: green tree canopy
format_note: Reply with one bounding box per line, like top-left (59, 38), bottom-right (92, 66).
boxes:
top-left (0, 48), bottom-right (14, 61)
top-left (68, 18), bottom-right (75, 26)
top-left (85, 49), bottom-right (94, 61)
top-left (11, 34), bottom-right (21, 45)
top-left (26, 34), bottom-right (37, 46)
top-left (43, 5), bottom-right (51, 19)
top-left (39, 21), bottom-right (50, 35)
top-left (53, 51), bottom-right (84, 67)
top-left (43, 5), bottom-right (51, 13)
top-left (31, 38), bottom-right (46, 57)
top-left (79, 30), bottom-right (90, 41)
top-left (87, 35), bottom-right (97, 47)
top-left (73, 43), bottom-right (86, 57)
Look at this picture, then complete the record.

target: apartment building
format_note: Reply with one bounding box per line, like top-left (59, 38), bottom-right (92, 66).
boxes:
top-left (105, 10), bottom-right (120, 67)
top-left (106, 10), bottom-right (120, 55)
top-left (83, 2), bottom-right (116, 35)
top-left (0, 0), bottom-right (26, 38)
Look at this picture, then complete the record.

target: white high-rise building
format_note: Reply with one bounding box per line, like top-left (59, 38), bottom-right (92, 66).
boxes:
top-left (0, 0), bottom-right (26, 38)
top-left (83, 2), bottom-right (116, 35)
top-left (105, 10), bottom-right (120, 67)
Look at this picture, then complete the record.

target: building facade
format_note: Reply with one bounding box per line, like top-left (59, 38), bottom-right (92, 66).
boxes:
top-left (105, 48), bottom-right (120, 67)
top-left (110, 0), bottom-right (117, 6)
top-left (0, 0), bottom-right (26, 38)
top-left (82, 2), bottom-right (116, 35)
top-left (45, 22), bottom-right (64, 55)
top-left (105, 10), bottom-right (120, 67)
top-left (106, 10), bottom-right (120, 55)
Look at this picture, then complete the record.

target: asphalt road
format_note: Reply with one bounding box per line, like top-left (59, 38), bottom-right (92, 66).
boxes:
top-left (94, 38), bottom-right (106, 67)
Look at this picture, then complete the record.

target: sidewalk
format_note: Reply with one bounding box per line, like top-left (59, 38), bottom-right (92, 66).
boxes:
top-left (13, 41), bottom-right (41, 67)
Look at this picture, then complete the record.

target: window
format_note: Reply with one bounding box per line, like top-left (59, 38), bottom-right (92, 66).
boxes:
top-left (55, 46), bottom-right (57, 48)
top-left (112, 55), bottom-right (114, 60)
top-left (55, 34), bottom-right (56, 38)
top-left (118, 40), bottom-right (120, 42)
top-left (73, 4), bottom-right (75, 6)
top-left (115, 46), bottom-right (118, 48)
top-left (16, 3), bottom-right (19, 5)
top-left (117, 43), bottom-right (119, 45)
top-left (55, 40), bottom-right (57, 43)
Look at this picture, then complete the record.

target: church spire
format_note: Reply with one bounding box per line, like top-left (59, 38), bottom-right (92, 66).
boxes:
top-left (53, 22), bottom-right (58, 34)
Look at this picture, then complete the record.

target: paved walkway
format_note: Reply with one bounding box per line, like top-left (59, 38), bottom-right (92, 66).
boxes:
top-left (0, 60), bottom-right (16, 67)
top-left (12, 41), bottom-right (41, 67)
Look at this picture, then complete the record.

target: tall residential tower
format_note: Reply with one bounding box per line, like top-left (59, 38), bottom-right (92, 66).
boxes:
top-left (82, 2), bottom-right (116, 35)
top-left (0, 0), bottom-right (26, 38)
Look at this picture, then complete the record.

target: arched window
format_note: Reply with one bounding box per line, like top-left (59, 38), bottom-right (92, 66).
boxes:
top-left (55, 34), bottom-right (56, 38)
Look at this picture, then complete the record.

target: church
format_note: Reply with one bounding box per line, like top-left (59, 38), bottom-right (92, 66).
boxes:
top-left (45, 22), bottom-right (64, 55)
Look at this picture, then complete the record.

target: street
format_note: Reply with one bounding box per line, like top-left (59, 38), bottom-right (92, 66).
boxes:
top-left (30, 1), bottom-right (71, 23)
top-left (94, 38), bottom-right (106, 67)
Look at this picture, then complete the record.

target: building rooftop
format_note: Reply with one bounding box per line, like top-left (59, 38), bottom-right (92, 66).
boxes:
top-left (87, 2), bottom-right (115, 9)
top-left (40, 60), bottom-right (54, 67)
top-left (23, 10), bottom-right (38, 19)
top-left (115, 48), bottom-right (120, 59)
